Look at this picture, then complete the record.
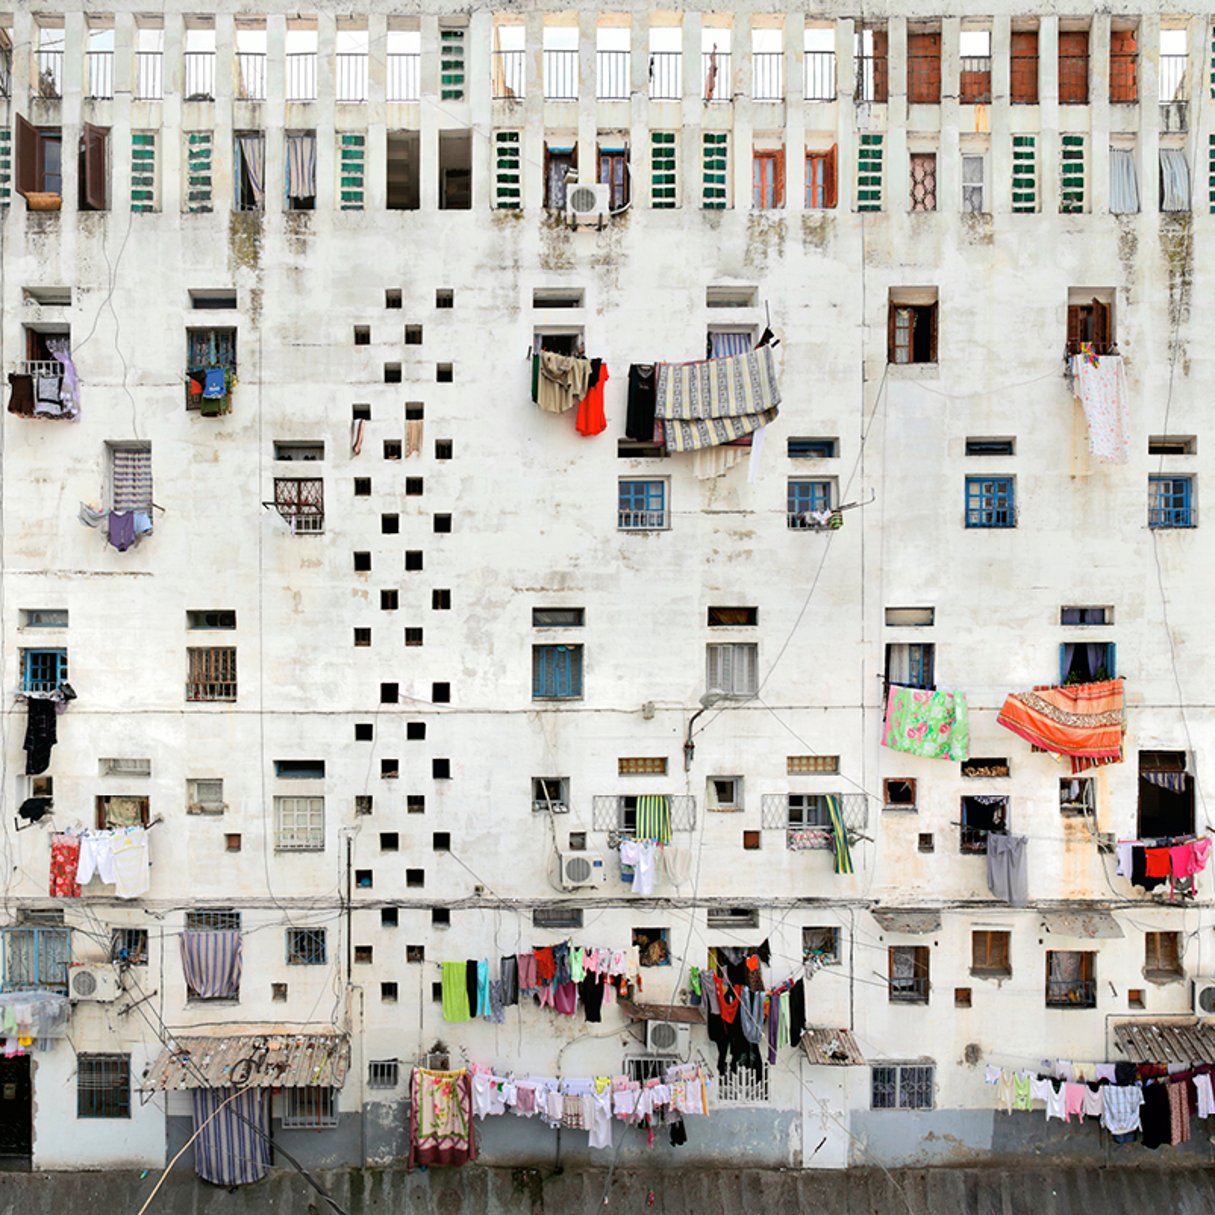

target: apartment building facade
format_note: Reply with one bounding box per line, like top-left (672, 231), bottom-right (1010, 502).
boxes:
top-left (0, 0), bottom-right (1213, 1179)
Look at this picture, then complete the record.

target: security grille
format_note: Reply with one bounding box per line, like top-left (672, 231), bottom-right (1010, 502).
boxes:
top-left (592, 795), bottom-right (696, 832)
top-left (282, 1086), bottom-right (338, 1128)
top-left (77, 1054), bottom-right (131, 1119)
top-left (368, 1060), bottom-right (399, 1089)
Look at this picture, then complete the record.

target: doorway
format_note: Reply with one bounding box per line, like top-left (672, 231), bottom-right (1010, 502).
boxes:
top-left (0, 1057), bottom-right (32, 1167)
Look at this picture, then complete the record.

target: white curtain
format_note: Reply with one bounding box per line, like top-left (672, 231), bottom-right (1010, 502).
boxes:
top-left (286, 133), bottom-right (316, 200)
top-left (1160, 148), bottom-right (1190, 212)
top-left (236, 134), bottom-right (265, 207)
top-left (1109, 148), bottom-right (1139, 213)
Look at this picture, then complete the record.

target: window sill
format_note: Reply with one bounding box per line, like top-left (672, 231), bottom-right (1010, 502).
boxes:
top-left (882, 805), bottom-right (918, 813)
top-left (1143, 969), bottom-right (1185, 986)
top-left (970, 968), bottom-right (1011, 980)
top-left (1044, 1002), bottom-right (1096, 1011)
top-left (186, 997), bottom-right (240, 1006)
top-left (885, 362), bottom-right (939, 380)
top-left (888, 997), bottom-right (930, 1006)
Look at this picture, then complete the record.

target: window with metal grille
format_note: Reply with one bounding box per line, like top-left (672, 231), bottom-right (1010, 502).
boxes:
top-left (532, 645), bottom-right (583, 700)
top-left (885, 642), bottom-right (935, 690)
top-left (887, 946), bottom-right (930, 1003)
top-left (618, 479), bottom-right (667, 530)
top-left (1058, 30), bottom-right (1089, 105)
top-left (788, 755), bottom-right (840, 774)
top-left (1010, 30), bottom-right (1039, 104)
top-left (909, 152), bottom-right (936, 211)
top-left (533, 907), bottom-right (584, 930)
top-left (871, 1063), bottom-right (934, 1109)
top-left (786, 794), bottom-right (833, 829)
top-left (706, 642), bottom-right (757, 698)
top-left (1148, 475), bottom-right (1194, 528)
top-left (187, 646), bottom-right (236, 701)
top-left (274, 796), bottom-right (325, 851)
top-left (625, 1057), bottom-right (670, 1084)
top-left (965, 476), bottom-right (1015, 528)
top-left (617, 757), bottom-right (667, 776)
top-left (716, 1057), bottom-right (769, 1103)
top-left (651, 131), bottom-right (677, 207)
top-left (703, 132), bottom-right (729, 208)
top-left (1060, 776), bottom-right (1096, 816)
top-left (282, 1086), bottom-right (338, 1128)
top-left (77, 1054), bottom-right (131, 1119)
top-left (1011, 135), bottom-right (1037, 213)
top-left (274, 478), bottom-right (324, 534)
top-left (787, 479), bottom-right (834, 527)
top-left (1, 925), bottom-right (71, 991)
top-left (95, 795), bottom-right (150, 829)
top-left (21, 648), bottom-right (67, 693)
top-left (856, 133), bottom-right (883, 211)
top-left (184, 909), bottom-right (241, 933)
top-left (111, 928), bottom-right (148, 966)
top-left (368, 1060), bottom-right (399, 1089)
top-left (1046, 950), bottom-right (1096, 1007)
top-left (286, 928), bottom-right (327, 965)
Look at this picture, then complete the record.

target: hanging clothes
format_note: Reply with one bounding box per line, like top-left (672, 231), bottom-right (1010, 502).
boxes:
top-left (997, 678), bottom-right (1125, 769)
top-left (576, 361), bottom-right (609, 437)
top-left (625, 364), bottom-right (658, 440)
top-left (409, 1068), bottom-right (476, 1168)
top-left (635, 795), bottom-right (671, 845)
top-left (406, 418), bottom-right (424, 457)
top-left (108, 511), bottom-right (138, 552)
top-left (655, 347), bottom-right (781, 452)
top-left (49, 835), bottom-right (81, 898)
top-left (1109, 148), bottom-right (1140, 214)
top-left (536, 351), bottom-right (591, 414)
top-left (111, 827), bottom-right (150, 899)
top-left (882, 686), bottom-right (970, 761)
top-left (985, 834), bottom-right (1029, 906)
top-left (191, 1088), bottom-right (271, 1186)
top-left (1141, 1083), bottom-right (1171, 1149)
top-left (442, 961), bottom-right (471, 1022)
top-left (23, 698), bottom-right (58, 775)
top-left (1069, 356), bottom-right (1131, 465)
top-left (7, 373), bottom-right (35, 418)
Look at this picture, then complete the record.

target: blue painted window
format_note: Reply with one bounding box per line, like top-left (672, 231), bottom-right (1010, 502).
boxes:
top-left (532, 644), bottom-right (583, 699)
top-left (787, 479), bottom-right (833, 527)
top-left (965, 476), bottom-right (1015, 528)
top-left (618, 480), bottom-right (667, 529)
top-left (1148, 475), bottom-right (1194, 528)
top-left (886, 643), bottom-right (935, 690)
top-left (1, 926), bottom-right (71, 992)
top-left (22, 649), bottom-right (67, 693)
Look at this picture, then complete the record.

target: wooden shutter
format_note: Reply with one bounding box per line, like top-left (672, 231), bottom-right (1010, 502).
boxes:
top-left (15, 113), bottom-right (38, 199)
top-left (928, 302), bottom-right (939, 363)
top-left (825, 144), bottom-right (838, 208)
top-left (81, 122), bottom-right (109, 211)
top-left (886, 303), bottom-right (898, 363)
top-left (1066, 305), bottom-right (1084, 354)
top-left (774, 148), bottom-right (785, 208)
top-left (1092, 298), bottom-right (1110, 352)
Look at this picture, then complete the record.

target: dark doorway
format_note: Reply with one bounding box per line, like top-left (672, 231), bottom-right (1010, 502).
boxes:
top-left (0, 1057), bottom-right (32, 1165)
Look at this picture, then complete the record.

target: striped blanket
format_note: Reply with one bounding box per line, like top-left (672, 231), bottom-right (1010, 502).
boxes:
top-left (636, 795), bottom-right (671, 845)
top-left (997, 678), bottom-right (1125, 772)
top-left (656, 348), bottom-right (781, 452)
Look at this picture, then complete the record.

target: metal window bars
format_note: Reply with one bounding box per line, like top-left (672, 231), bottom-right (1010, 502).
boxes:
top-left (752, 52), bottom-right (783, 100)
top-left (336, 53), bottom-right (367, 103)
top-left (184, 51), bottom-right (215, 101)
top-left (186, 647), bottom-right (236, 702)
top-left (0, 926), bottom-right (71, 991)
top-left (543, 49), bottom-right (578, 100)
top-left (286, 928), bottom-right (327, 965)
top-left (77, 1054), bottom-right (131, 1119)
top-left (134, 51), bottom-right (162, 99)
top-left (36, 50), bottom-right (64, 98)
top-left (387, 53), bottom-right (420, 101)
top-left (236, 52), bottom-right (266, 100)
top-left (648, 51), bottom-right (681, 100)
top-left (702, 51), bottom-right (731, 101)
top-left (597, 50), bottom-right (629, 99)
top-left (716, 1060), bottom-right (769, 1103)
top-left (958, 56), bottom-right (991, 104)
top-left (286, 52), bottom-right (317, 101)
top-left (804, 50), bottom-right (835, 100)
top-left (761, 792), bottom-right (870, 832)
top-left (87, 51), bottom-right (114, 99)
top-left (592, 795), bottom-right (696, 832)
top-left (184, 909), bottom-right (241, 932)
top-left (492, 50), bottom-right (525, 99)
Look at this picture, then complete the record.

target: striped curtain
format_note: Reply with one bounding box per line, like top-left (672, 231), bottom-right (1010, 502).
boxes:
top-left (710, 331), bottom-right (753, 359)
top-left (286, 133), bottom-right (317, 200)
top-left (825, 795), bottom-right (853, 875)
top-left (191, 1087), bottom-right (270, 1186)
top-left (636, 795), bottom-right (671, 845)
top-left (180, 930), bottom-right (243, 999)
top-left (110, 447), bottom-right (153, 513)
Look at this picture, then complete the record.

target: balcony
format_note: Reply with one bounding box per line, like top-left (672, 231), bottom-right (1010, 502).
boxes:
top-left (543, 49), bottom-right (577, 100)
top-left (336, 53), bottom-right (367, 103)
top-left (135, 51), bottom-right (162, 99)
top-left (702, 51), bottom-right (730, 101)
top-left (492, 50), bottom-right (524, 99)
top-left (596, 50), bottom-right (628, 100)
top-left (1046, 978), bottom-right (1096, 1008)
top-left (804, 50), bottom-right (835, 100)
top-left (287, 52), bottom-right (317, 101)
top-left (752, 52), bottom-right (783, 101)
top-left (36, 49), bottom-right (64, 98)
top-left (86, 51), bottom-right (113, 99)
top-left (184, 51), bottom-right (215, 100)
top-left (649, 51), bottom-right (681, 100)
top-left (236, 52), bottom-right (266, 100)
top-left (387, 53), bottom-right (420, 101)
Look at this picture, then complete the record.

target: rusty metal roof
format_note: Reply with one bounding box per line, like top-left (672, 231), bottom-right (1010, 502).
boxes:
top-left (617, 999), bottom-right (704, 1024)
top-left (800, 1027), bottom-right (866, 1067)
top-left (142, 1030), bottom-right (350, 1091)
top-left (1114, 1020), bottom-right (1215, 1065)
top-left (872, 909), bottom-right (941, 934)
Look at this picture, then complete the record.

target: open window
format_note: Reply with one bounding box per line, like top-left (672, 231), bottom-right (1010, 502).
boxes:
top-left (545, 142), bottom-right (577, 210)
top-left (1059, 640), bottom-right (1115, 684)
top-left (387, 130), bottom-right (420, 210)
top-left (1045, 950), bottom-right (1095, 1007)
top-left (885, 642), bottom-right (935, 690)
top-left (1137, 751), bottom-right (1193, 837)
top-left (906, 27), bottom-right (941, 104)
top-left (752, 147), bottom-right (785, 209)
top-left (1066, 291), bottom-right (1112, 356)
top-left (598, 144), bottom-right (629, 210)
top-left (15, 116), bottom-right (64, 205)
top-left (186, 328), bottom-right (236, 414)
top-left (888, 945), bottom-right (930, 1003)
top-left (285, 131), bottom-right (316, 210)
top-left (960, 795), bottom-right (1007, 854)
top-left (887, 291), bottom-right (938, 364)
top-left (78, 123), bottom-right (110, 211)
top-left (805, 145), bottom-right (837, 209)
top-left (438, 130), bottom-right (471, 210)
top-left (95, 795), bottom-right (150, 829)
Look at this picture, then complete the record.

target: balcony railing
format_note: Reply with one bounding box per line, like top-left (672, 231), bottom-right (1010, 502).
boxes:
top-left (804, 50), bottom-right (835, 100)
top-left (186, 678), bottom-right (237, 702)
top-left (236, 52), bottom-right (266, 100)
top-left (1046, 978), bottom-right (1096, 1008)
top-left (752, 51), bottom-right (783, 100)
top-left (906, 54), bottom-right (941, 103)
top-left (36, 49), bottom-right (64, 98)
top-left (1159, 53), bottom-right (1188, 103)
top-left (649, 51), bottom-right (681, 100)
top-left (87, 51), bottom-right (113, 99)
top-left (135, 51), bottom-right (162, 99)
top-left (596, 49), bottom-right (629, 99)
top-left (184, 51), bottom-right (215, 100)
top-left (544, 49), bottom-right (578, 100)
top-left (853, 53), bottom-right (887, 102)
top-left (618, 508), bottom-right (668, 530)
top-left (19, 360), bottom-right (64, 380)
top-left (289, 512), bottom-right (325, 535)
top-left (492, 50), bottom-right (525, 99)
top-left (959, 56), bottom-right (991, 104)
top-left (287, 52), bottom-right (317, 101)
top-left (702, 51), bottom-right (730, 101)
top-left (336, 53), bottom-right (367, 102)
top-left (387, 52), bottom-right (420, 101)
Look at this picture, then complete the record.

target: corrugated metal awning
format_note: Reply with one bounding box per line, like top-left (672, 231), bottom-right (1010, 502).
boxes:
top-left (1040, 910), bottom-right (1123, 939)
top-left (800, 1027), bottom-right (866, 1067)
top-left (617, 999), bottom-right (704, 1025)
top-left (142, 1030), bottom-right (350, 1091)
top-left (872, 909), bottom-right (941, 934)
top-left (1114, 1020), bottom-right (1215, 1065)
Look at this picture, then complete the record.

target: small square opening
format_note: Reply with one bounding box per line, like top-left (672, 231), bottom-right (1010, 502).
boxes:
top-left (384, 440), bottom-right (403, 461)
top-left (382, 982), bottom-right (399, 1002)
top-left (407, 795), bottom-right (425, 813)
top-left (405, 551), bottom-right (424, 571)
top-left (918, 833), bottom-right (934, 852)
top-left (385, 363), bottom-right (402, 383)
top-left (354, 627), bottom-right (371, 647)
top-left (432, 758), bottom-right (451, 779)
top-left (955, 987), bottom-right (972, 1008)
top-left (406, 868), bottom-right (424, 887)
top-left (385, 289), bottom-right (402, 309)
top-left (405, 325), bottom-right (423, 345)
top-left (405, 627), bottom-right (424, 647)
top-left (382, 514), bottom-right (400, 535)
top-left (432, 682), bottom-right (450, 703)
top-left (354, 477), bottom-right (371, 496)
top-left (433, 832), bottom-right (451, 851)
top-left (435, 440), bottom-right (453, 460)
top-left (434, 514), bottom-right (452, 534)
top-left (355, 869), bottom-right (373, 887)
top-left (406, 478), bottom-right (423, 495)
top-left (352, 403), bottom-right (371, 421)
top-left (406, 944), bottom-right (425, 962)
top-left (355, 945), bottom-right (373, 964)
top-left (354, 326), bottom-right (370, 346)
top-left (381, 759), bottom-right (400, 778)
top-left (355, 722), bottom-right (373, 741)
top-left (381, 907), bottom-right (399, 926)
top-left (354, 552), bottom-right (371, 572)
top-left (225, 833), bottom-right (242, 852)
top-left (742, 830), bottom-right (761, 850)
top-left (436, 364), bottom-right (453, 382)
top-left (436, 289), bottom-right (454, 308)
top-left (407, 722), bottom-right (427, 740)
top-left (380, 832), bottom-right (399, 851)
top-left (272, 982), bottom-right (288, 1002)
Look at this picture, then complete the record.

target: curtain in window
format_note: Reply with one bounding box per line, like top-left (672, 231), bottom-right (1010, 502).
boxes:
top-left (1049, 951), bottom-right (1080, 982)
top-left (236, 134), bottom-right (265, 207)
top-left (286, 133), bottom-right (316, 200)
top-left (1159, 148), bottom-right (1190, 211)
top-left (710, 331), bottom-right (752, 358)
top-left (1109, 148), bottom-right (1139, 213)
top-left (191, 1087), bottom-right (270, 1186)
top-left (180, 929), bottom-right (242, 999)
top-left (886, 645), bottom-right (911, 685)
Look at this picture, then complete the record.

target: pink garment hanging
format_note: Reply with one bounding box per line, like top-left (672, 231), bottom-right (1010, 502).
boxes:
top-left (1064, 1082), bottom-right (1087, 1122)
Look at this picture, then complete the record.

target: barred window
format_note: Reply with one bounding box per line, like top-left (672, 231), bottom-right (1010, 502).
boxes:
top-left (111, 928), bottom-right (148, 966)
top-left (286, 928), bottom-right (327, 965)
top-left (77, 1053), bottom-right (131, 1118)
top-left (108, 444), bottom-right (153, 514)
top-left (274, 477), bottom-right (324, 534)
top-left (368, 1060), bottom-right (399, 1089)
top-left (282, 1086), bottom-right (338, 1128)
top-left (187, 647), bottom-right (236, 702)
top-left (184, 909), bottom-right (241, 933)
top-left (275, 796), bottom-right (325, 850)
top-left (871, 1063), bottom-right (934, 1110)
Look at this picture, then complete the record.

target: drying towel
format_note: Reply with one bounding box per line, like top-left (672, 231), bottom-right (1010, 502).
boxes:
top-left (1071, 354), bottom-right (1130, 465)
top-left (441, 961), bottom-right (471, 1022)
top-left (655, 347), bottom-right (781, 452)
top-left (409, 1068), bottom-right (476, 1168)
top-left (997, 678), bottom-right (1124, 766)
top-left (202, 368), bottom-right (226, 399)
top-left (986, 834), bottom-right (1029, 907)
top-left (881, 686), bottom-right (970, 761)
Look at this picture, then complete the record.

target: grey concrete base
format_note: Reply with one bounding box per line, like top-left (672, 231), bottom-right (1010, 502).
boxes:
top-left (2, 1166), bottom-right (1215, 1214)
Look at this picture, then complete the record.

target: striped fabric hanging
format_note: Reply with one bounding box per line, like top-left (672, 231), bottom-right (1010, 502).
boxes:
top-left (825, 795), bottom-right (854, 875)
top-left (636, 794), bottom-right (671, 845)
top-left (191, 1087), bottom-right (270, 1186)
top-left (110, 447), bottom-right (153, 513)
top-left (180, 930), bottom-right (243, 999)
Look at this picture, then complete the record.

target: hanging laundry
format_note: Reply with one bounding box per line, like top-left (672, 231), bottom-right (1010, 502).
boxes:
top-left (202, 368), bottom-right (226, 399)
top-left (576, 361), bottom-right (609, 437)
top-left (997, 678), bottom-right (1125, 770)
top-left (635, 795), bottom-right (671, 845)
top-left (441, 960), bottom-right (470, 1022)
top-left (619, 839), bottom-right (657, 894)
top-left (107, 511), bottom-right (138, 552)
top-left (409, 1068), bottom-right (476, 1167)
top-left (985, 834), bottom-right (1029, 906)
top-left (406, 418), bottom-right (424, 457)
top-left (49, 834), bottom-right (81, 897)
top-left (1070, 353), bottom-right (1130, 464)
top-left (110, 827), bottom-right (150, 899)
top-left (536, 351), bottom-right (592, 414)
top-left (179, 930), bottom-right (242, 1000)
top-left (655, 347), bottom-right (781, 453)
top-left (882, 686), bottom-right (970, 761)
top-left (19, 797), bottom-right (53, 823)
top-left (52, 351), bottom-right (81, 420)
top-left (825, 795), bottom-right (854, 875)
top-left (191, 1088), bottom-right (270, 1186)
top-left (7, 373), bottom-right (35, 418)
top-left (23, 697), bottom-right (58, 775)
top-left (625, 364), bottom-right (658, 440)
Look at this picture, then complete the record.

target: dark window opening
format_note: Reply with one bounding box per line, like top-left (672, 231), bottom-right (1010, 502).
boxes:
top-left (888, 301), bottom-right (938, 365)
top-left (1137, 751), bottom-right (1193, 837)
top-left (387, 130), bottom-right (421, 210)
top-left (438, 130), bottom-right (472, 210)
top-left (1066, 298), bottom-right (1112, 356)
top-left (1046, 950), bottom-right (1095, 1008)
top-left (707, 606), bottom-right (758, 627)
top-left (888, 945), bottom-right (930, 1003)
top-left (960, 796), bottom-right (1008, 854)
top-left (1060, 641), bottom-right (1115, 684)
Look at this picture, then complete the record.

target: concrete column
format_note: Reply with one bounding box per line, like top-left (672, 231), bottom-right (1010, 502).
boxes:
top-left (61, 12), bottom-right (85, 214)
top-left (110, 16), bottom-right (135, 215)
top-left (785, 13), bottom-right (805, 211)
top-left (114, 13), bottom-right (134, 99)
top-left (522, 12), bottom-right (544, 212)
top-left (419, 16), bottom-right (439, 210)
top-left (733, 20), bottom-right (753, 209)
top-left (577, 11), bottom-right (596, 189)
top-left (990, 15), bottom-right (1011, 215)
top-left (679, 13), bottom-right (701, 209)
top-left (1039, 18), bottom-right (1059, 211)
top-left (1090, 15), bottom-right (1110, 214)
top-left (468, 11), bottom-right (492, 211)
top-left (1139, 15), bottom-right (1161, 215)
top-left (161, 14), bottom-right (183, 214)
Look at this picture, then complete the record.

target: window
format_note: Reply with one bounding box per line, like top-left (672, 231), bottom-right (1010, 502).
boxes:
top-left (787, 755), bottom-right (839, 774)
top-left (961, 757), bottom-right (1009, 778)
top-left (405, 628), bottom-right (423, 647)
top-left (77, 1055), bottom-right (131, 1119)
top-left (598, 147), bottom-right (629, 210)
top-left (353, 628), bottom-right (371, 647)
top-left (438, 130), bottom-right (472, 210)
top-left (275, 796), bottom-right (324, 851)
top-left (1065, 297), bottom-right (1111, 355)
top-left (787, 478), bottom-right (834, 527)
top-left (369, 1061), bottom-right (399, 1089)
top-left (234, 131), bottom-right (265, 210)
top-left (885, 642), bottom-right (935, 690)
top-left (108, 443), bottom-right (153, 514)
top-left (1144, 932), bottom-right (1183, 980)
top-left (883, 779), bottom-right (916, 810)
top-left (21, 648), bottom-right (67, 693)
top-left (356, 795), bottom-right (373, 815)
top-left (752, 149), bottom-right (784, 209)
top-left (1010, 29), bottom-right (1039, 104)
top-left (274, 478), bottom-right (323, 534)
top-left (703, 133), bottom-right (729, 208)
top-left (707, 607), bottom-right (758, 628)
top-left (187, 609), bottom-right (236, 630)
top-left (618, 757), bottom-right (668, 776)
top-left (803, 926), bottom-right (841, 965)
top-left (856, 133), bottom-right (884, 211)
top-left (804, 147), bottom-right (837, 209)
top-left (971, 930), bottom-right (1011, 976)
top-left (274, 441), bottom-right (324, 462)
top-left (872, 1064), bottom-right (934, 1109)
top-left (887, 946), bottom-right (930, 1003)
top-left (386, 130), bottom-right (420, 210)
top-left (1149, 435), bottom-right (1196, 457)
top-left (1059, 777), bottom-right (1096, 816)
top-left (544, 143), bottom-right (576, 210)
top-left (111, 928), bottom-right (149, 966)
top-left (282, 1087), bottom-right (338, 1129)
top-left (708, 776), bottom-right (743, 811)
top-left (187, 647), bottom-right (236, 701)
top-left (96, 796), bottom-right (150, 829)
top-left (186, 330), bottom-right (237, 413)
top-left (961, 154), bottom-right (985, 213)
top-left (1138, 751), bottom-right (1194, 837)
top-left (20, 609), bottom-right (69, 629)
top-left (1011, 135), bottom-right (1038, 212)
top-left (965, 477), bottom-right (1015, 528)
top-left (1060, 135), bottom-right (1086, 213)
top-left (633, 927), bottom-right (670, 967)
top-left (534, 907), bottom-right (584, 930)
top-left (960, 796), bottom-right (1007, 854)
top-left (1149, 475), bottom-right (1194, 528)
top-left (854, 27), bottom-right (889, 103)
top-left (436, 289), bottom-right (454, 308)
top-left (1060, 641), bottom-right (1115, 684)
top-left (532, 777), bottom-right (570, 813)
top-left (432, 759), bottom-right (451, 780)
top-left (1045, 950), bottom-right (1096, 1008)
top-left (532, 645), bottom-right (583, 699)
top-left (906, 29), bottom-right (941, 104)
top-left (909, 151), bottom-right (937, 211)
top-left (650, 132), bottom-right (677, 208)
top-left (100, 758), bottom-right (152, 778)
top-left (885, 606), bottom-right (934, 627)
top-left (706, 643), bottom-right (757, 698)
top-left (285, 131), bottom-right (316, 210)
top-left (965, 437), bottom-right (1015, 457)
top-left (708, 907), bottom-right (759, 929)
top-left (887, 298), bottom-right (937, 364)
top-left (14, 117), bottom-right (65, 200)
top-left (788, 437), bottom-right (837, 459)
top-left (1058, 30), bottom-right (1089, 105)
top-left (787, 794), bottom-right (833, 829)
top-left (185, 909), bottom-right (241, 934)
top-left (1, 924), bottom-right (70, 992)
top-left (286, 928), bottom-right (327, 965)
top-left (533, 607), bottom-right (585, 628)
top-left (618, 479), bottom-right (667, 530)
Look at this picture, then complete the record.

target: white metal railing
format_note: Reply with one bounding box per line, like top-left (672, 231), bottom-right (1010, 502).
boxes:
top-left (87, 51), bottom-right (114, 99)
top-left (19, 361), bottom-right (63, 379)
top-left (290, 513), bottom-right (325, 535)
top-left (702, 51), bottom-right (730, 100)
top-left (286, 52), bottom-right (317, 102)
top-left (493, 50), bottom-right (525, 99)
top-left (618, 509), bottom-right (668, 530)
top-left (387, 53), bottom-right (420, 101)
top-left (752, 52), bottom-right (783, 100)
top-left (36, 50), bottom-right (63, 98)
top-left (336, 53), bottom-right (367, 102)
top-left (804, 50), bottom-right (835, 100)
top-left (135, 51), bottom-right (162, 99)
top-left (597, 50), bottom-right (628, 99)
top-left (184, 51), bottom-right (215, 100)
top-left (236, 52), bottom-right (266, 100)
top-left (649, 51), bottom-right (681, 100)
top-left (544, 49), bottom-right (578, 100)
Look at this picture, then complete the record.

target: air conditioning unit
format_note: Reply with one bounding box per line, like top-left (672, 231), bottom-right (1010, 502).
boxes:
top-left (1194, 978), bottom-right (1215, 1018)
top-left (69, 965), bottom-right (120, 1003)
top-left (558, 852), bottom-right (606, 891)
top-left (645, 1020), bottom-right (690, 1055)
top-left (566, 182), bottom-right (611, 228)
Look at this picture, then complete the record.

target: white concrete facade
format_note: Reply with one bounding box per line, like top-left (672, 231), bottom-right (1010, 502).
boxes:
top-left (0, 0), bottom-right (1213, 1175)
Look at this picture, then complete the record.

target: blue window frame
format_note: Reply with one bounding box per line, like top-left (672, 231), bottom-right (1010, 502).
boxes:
top-left (965, 476), bottom-right (1015, 528)
top-left (533, 644), bottom-right (583, 699)
top-left (1, 926), bottom-right (72, 992)
top-left (1060, 642), bottom-right (1116, 684)
top-left (787, 437), bottom-right (837, 458)
top-left (787, 479), bottom-right (834, 527)
top-left (618, 480), bottom-right (667, 530)
top-left (1148, 476), bottom-right (1194, 528)
top-left (886, 643), bottom-right (935, 690)
top-left (22, 649), bottom-right (67, 693)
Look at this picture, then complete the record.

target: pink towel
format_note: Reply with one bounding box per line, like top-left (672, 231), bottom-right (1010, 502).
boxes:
top-left (1064, 1082), bottom-right (1087, 1122)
